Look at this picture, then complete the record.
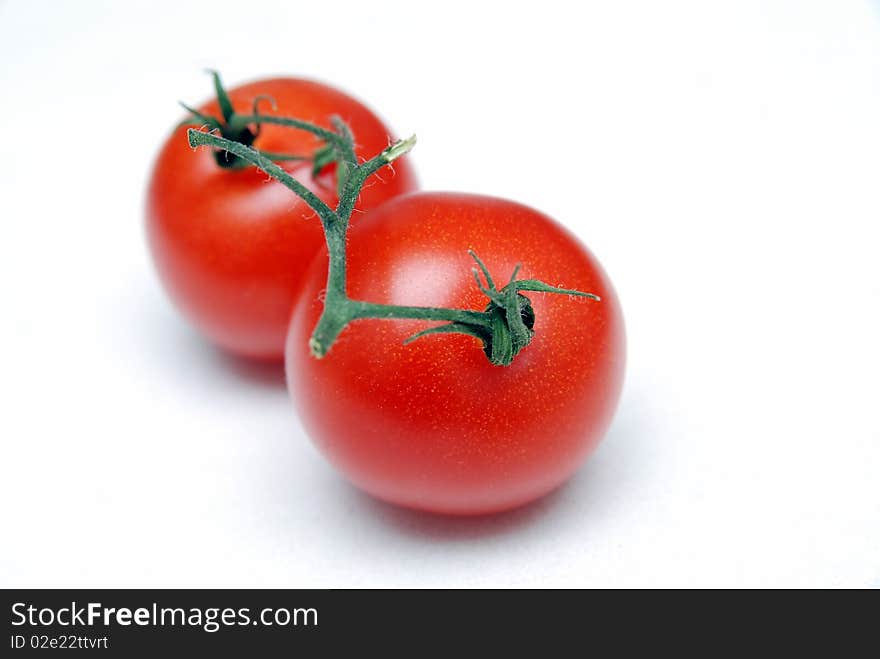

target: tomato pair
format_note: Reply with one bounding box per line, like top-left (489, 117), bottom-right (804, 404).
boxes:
top-left (147, 76), bottom-right (624, 515)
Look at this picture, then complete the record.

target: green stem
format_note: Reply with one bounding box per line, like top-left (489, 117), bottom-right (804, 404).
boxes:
top-left (186, 108), bottom-right (597, 365)
top-left (323, 220), bottom-right (349, 296)
top-left (309, 300), bottom-right (491, 358)
top-left (350, 302), bottom-right (489, 325)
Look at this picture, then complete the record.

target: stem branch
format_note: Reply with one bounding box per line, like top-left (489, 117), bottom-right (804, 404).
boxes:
top-left (184, 86), bottom-right (597, 365)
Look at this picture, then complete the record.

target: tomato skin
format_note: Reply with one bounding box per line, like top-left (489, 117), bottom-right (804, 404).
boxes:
top-left (146, 78), bottom-right (417, 360)
top-left (286, 192), bottom-right (625, 515)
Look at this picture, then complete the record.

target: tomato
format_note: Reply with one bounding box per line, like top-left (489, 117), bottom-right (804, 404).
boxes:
top-left (286, 192), bottom-right (625, 515)
top-left (146, 77), bottom-right (418, 359)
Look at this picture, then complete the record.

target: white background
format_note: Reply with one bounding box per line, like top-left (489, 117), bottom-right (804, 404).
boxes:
top-left (1, 0), bottom-right (878, 588)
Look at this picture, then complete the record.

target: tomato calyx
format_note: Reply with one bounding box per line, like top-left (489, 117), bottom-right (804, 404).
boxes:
top-left (401, 252), bottom-right (599, 365)
top-left (179, 71), bottom-right (311, 169)
top-left (185, 85), bottom-right (601, 366)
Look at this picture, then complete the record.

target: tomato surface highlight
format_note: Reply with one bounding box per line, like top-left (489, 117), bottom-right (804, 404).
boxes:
top-left (286, 192), bottom-right (625, 515)
top-left (146, 78), bottom-right (417, 359)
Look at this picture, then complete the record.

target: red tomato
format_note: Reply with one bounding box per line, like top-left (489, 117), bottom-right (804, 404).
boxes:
top-left (146, 78), bottom-right (418, 359)
top-left (287, 192), bottom-right (625, 515)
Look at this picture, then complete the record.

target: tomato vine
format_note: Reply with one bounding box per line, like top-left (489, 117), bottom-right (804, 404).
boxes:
top-left (185, 76), bottom-right (601, 366)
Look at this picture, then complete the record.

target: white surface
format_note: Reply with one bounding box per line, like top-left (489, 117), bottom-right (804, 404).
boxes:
top-left (1, 0), bottom-right (878, 588)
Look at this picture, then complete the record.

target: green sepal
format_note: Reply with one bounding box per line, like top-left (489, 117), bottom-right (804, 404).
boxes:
top-left (510, 279), bottom-right (601, 300)
top-left (487, 308), bottom-right (515, 366)
top-left (208, 69), bottom-right (235, 123)
top-left (469, 250), bottom-right (497, 290)
top-left (404, 322), bottom-right (489, 346)
top-left (500, 269), bottom-right (532, 350)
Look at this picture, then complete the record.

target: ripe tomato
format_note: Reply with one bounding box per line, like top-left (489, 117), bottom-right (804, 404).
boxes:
top-left (146, 77), bottom-right (418, 359)
top-left (286, 192), bottom-right (625, 514)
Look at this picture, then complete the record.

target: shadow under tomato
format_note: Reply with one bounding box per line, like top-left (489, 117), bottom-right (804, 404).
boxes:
top-left (211, 349), bottom-right (287, 390)
top-left (136, 297), bottom-right (288, 392)
top-left (346, 483), bottom-right (571, 541)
